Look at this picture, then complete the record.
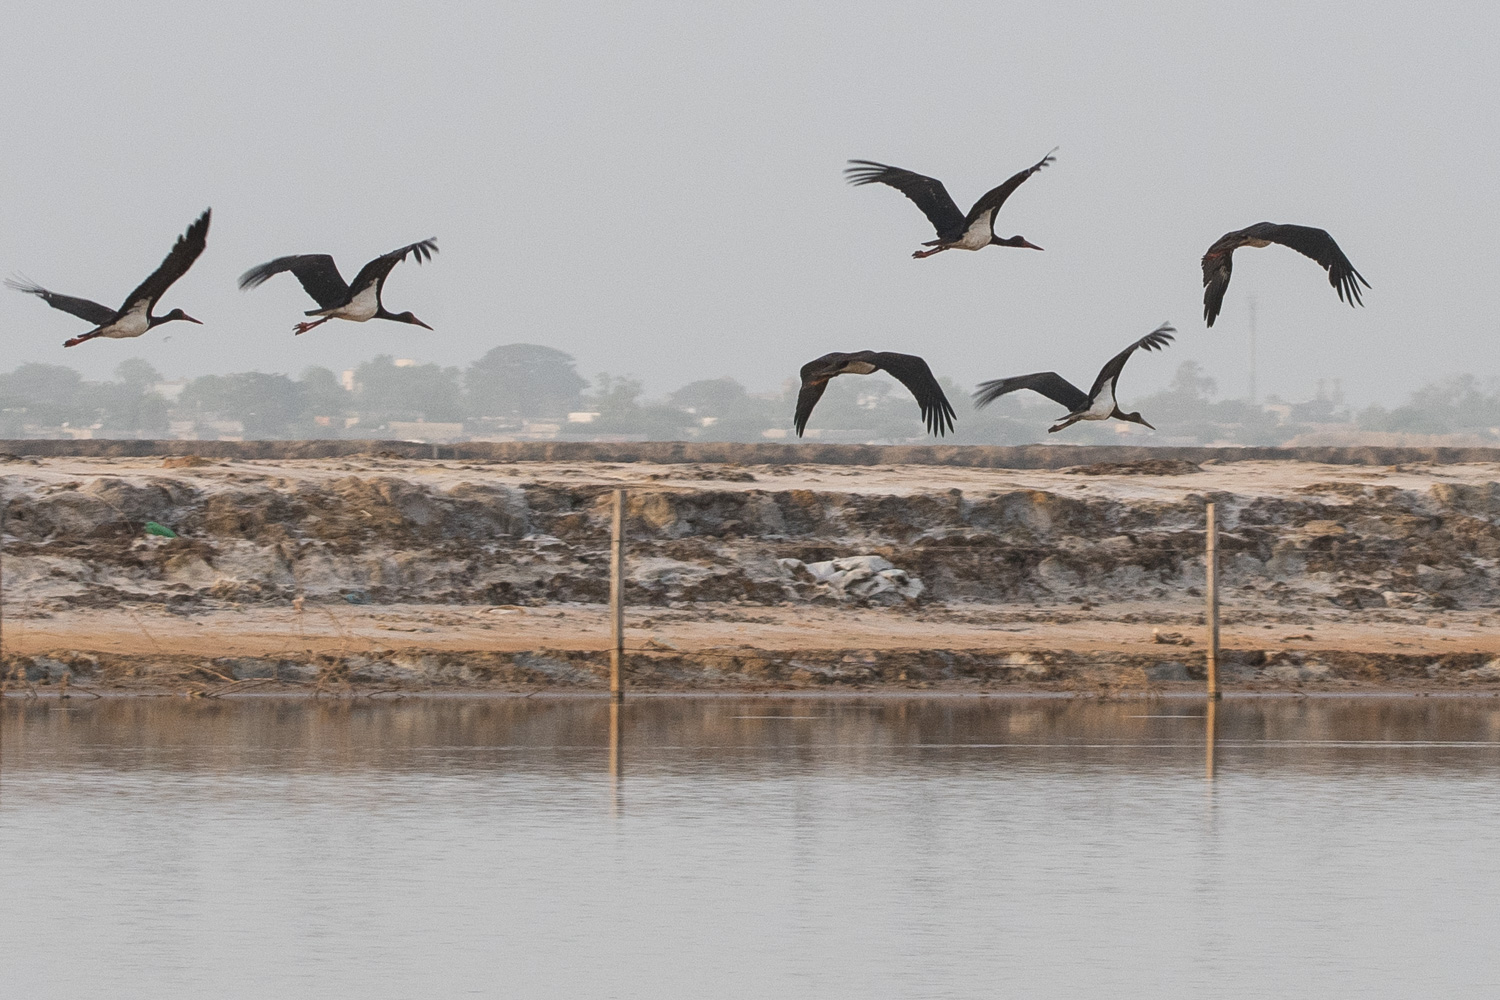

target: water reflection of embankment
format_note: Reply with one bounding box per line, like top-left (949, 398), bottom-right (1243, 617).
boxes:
top-left (7, 696), bottom-right (1500, 781)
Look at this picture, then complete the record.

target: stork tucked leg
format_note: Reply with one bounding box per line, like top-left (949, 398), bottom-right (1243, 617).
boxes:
top-left (1048, 413), bottom-right (1087, 434)
top-left (912, 245), bottom-right (951, 259)
top-left (63, 330), bottom-right (103, 348)
top-left (293, 318), bottom-right (332, 335)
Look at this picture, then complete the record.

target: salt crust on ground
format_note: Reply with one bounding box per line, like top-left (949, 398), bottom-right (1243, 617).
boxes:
top-left (3, 455), bottom-right (1499, 692)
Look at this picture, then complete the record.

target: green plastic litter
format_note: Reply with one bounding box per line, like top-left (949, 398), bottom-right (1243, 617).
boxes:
top-left (144, 521), bottom-right (178, 538)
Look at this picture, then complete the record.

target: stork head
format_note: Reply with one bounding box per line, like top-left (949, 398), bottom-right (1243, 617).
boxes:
top-left (154, 308), bottom-right (202, 326)
top-left (992, 235), bottom-right (1044, 250)
top-left (1115, 409), bottom-right (1155, 430)
top-left (392, 311), bottom-right (433, 330)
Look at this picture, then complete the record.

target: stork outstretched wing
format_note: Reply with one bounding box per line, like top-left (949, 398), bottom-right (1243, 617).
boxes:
top-left (960, 148), bottom-right (1056, 229)
top-left (5, 277), bottom-right (117, 325)
top-left (1085, 323), bottom-right (1175, 401)
top-left (845, 161), bottom-right (967, 243)
top-left (1202, 222), bottom-right (1368, 326)
top-left (973, 372), bottom-right (1088, 412)
top-left (120, 209), bottom-right (211, 313)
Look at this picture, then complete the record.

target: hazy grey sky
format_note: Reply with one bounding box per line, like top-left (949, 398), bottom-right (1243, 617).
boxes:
top-left (2, 2), bottom-right (1496, 407)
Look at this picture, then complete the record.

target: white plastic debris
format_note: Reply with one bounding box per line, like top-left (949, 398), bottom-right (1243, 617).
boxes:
top-left (777, 554), bottom-right (924, 601)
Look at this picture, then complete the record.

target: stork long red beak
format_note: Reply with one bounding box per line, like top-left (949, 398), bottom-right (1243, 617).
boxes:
top-left (1019, 239), bottom-right (1044, 251)
top-left (182, 314), bottom-right (203, 325)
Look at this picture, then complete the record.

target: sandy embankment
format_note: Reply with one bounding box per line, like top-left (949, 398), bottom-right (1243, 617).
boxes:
top-left (3, 447), bottom-right (1500, 694)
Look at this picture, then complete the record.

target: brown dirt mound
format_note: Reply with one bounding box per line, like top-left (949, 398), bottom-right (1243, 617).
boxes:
top-left (1066, 459), bottom-right (1202, 476)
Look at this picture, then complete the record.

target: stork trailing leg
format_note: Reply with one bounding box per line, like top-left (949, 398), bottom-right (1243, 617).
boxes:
top-left (293, 317), bottom-right (332, 335)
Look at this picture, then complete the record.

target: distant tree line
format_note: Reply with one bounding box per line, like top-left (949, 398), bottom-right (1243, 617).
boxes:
top-left (0, 344), bottom-right (592, 440)
top-left (2, 345), bottom-right (1497, 446)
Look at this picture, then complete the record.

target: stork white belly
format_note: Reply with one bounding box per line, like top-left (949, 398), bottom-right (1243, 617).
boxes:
top-left (98, 301), bottom-right (151, 339)
top-left (320, 284), bottom-right (379, 322)
top-left (1080, 385), bottom-right (1117, 420)
top-left (953, 211), bottom-right (995, 250)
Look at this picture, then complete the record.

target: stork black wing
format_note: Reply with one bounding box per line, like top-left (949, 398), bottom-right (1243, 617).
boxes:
top-left (961, 149), bottom-right (1056, 229)
top-left (793, 379), bottom-right (831, 437)
top-left (347, 239), bottom-right (439, 297)
top-left (973, 372), bottom-right (1088, 412)
top-left (119, 209), bottom-right (210, 313)
top-left (1086, 324), bottom-right (1175, 401)
top-left (238, 254), bottom-right (350, 309)
top-left (1200, 240), bottom-right (1235, 327)
top-left (1202, 222), bottom-right (1369, 327)
top-left (4, 277), bottom-right (117, 326)
top-left (1256, 223), bottom-right (1370, 306)
top-left (872, 352), bottom-right (956, 436)
top-left (845, 161), bottom-right (967, 243)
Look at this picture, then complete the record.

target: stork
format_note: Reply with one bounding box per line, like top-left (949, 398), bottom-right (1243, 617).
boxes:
top-left (7, 209), bottom-right (210, 348)
top-left (845, 150), bottom-right (1055, 258)
top-left (238, 239), bottom-right (437, 334)
top-left (973, 324), bottom-right (1175, 433)
top-left (1202, 223), bottom-right (1368, 327)
top-left (796, 351), bottom-right (956, 437)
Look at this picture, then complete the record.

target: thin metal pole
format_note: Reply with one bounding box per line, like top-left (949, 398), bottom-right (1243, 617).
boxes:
top-left (1205, 502), bottom-right (1221, 700)
top-left (609, 489), bottom-right (626, 700)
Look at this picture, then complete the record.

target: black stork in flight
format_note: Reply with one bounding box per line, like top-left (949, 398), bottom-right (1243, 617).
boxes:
top-left (973, 324), bottom-right (1175, 433)
top-left (238, 239), bottom-right (438, 334)
top-left (1202, 223), bottom-right (1369, 327)
top-left (844, 150), bottom-right (1055, 258)
top-left (6, 209), bottom-right (210, 348)
top-left (795, 352), bottom-right (956, 438)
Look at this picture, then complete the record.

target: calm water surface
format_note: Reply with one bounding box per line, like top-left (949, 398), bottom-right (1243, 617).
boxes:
top-left (3, 695), bottom-right (1500, 999)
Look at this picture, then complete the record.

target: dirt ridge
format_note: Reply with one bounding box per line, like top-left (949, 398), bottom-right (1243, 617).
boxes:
top-left (8, 645), bottom-right (1500, 697)
top-left (6, 439), bottom-right (1500, 467)
top-left (4, 455), bottom-right (1499, 694)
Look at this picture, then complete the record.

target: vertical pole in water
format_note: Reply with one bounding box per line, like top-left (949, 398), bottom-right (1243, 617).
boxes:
top-left (608, 698), bottom-right (624, 817)
top-left (609, 489), bottom-right (626, 701)
top-left (1204, 695), bottom-right (1217, 780)
top-left (1205, 502), bottom-right (1221, 700)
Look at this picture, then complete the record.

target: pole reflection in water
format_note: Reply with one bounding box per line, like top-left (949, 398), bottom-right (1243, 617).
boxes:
top-left (608, 698), bottom-right (624, 818)
top-left (1205, 696), bottom-right (1217, 781)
